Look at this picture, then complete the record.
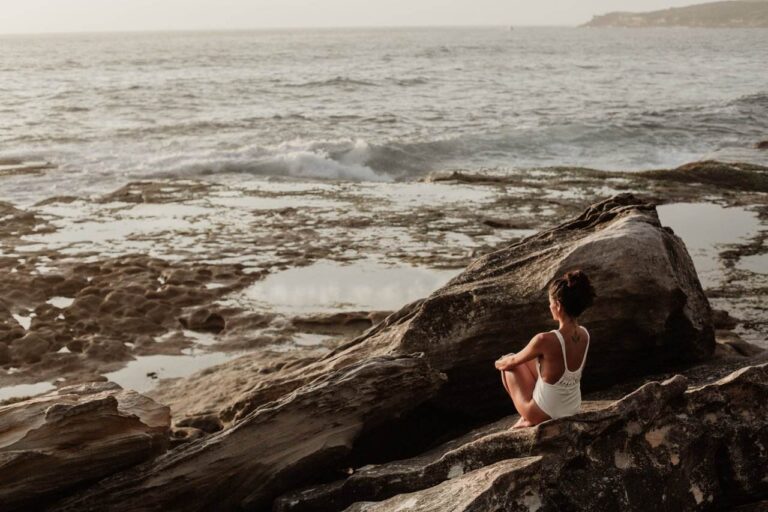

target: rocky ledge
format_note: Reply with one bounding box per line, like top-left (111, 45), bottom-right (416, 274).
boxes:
top-left (221, 193), bottom-right (714, 425)
top-left (277, 359), bottom-right (768, 511)
top-left (0, 193), bottom-right (765, 511)
top-left (0, 381), bottom-right (169, 510)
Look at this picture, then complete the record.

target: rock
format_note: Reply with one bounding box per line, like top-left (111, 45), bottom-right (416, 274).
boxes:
top-left (274, 410), bottom-right (545, 511)
top-left (170, 426), bottom-right (207, 448)
top-left (83, 336), bottom-right (131, 361)
top-left (0, 381), bottom-right (170, 511)
top-left (276, 362), bottom-right (768, 511)
top-left (162, 268), bottom-right (200, 286)
top-left (223, 194), bottom-right (714, 422)
top-left (179, 307), bottom-right (226, 333)
top-left (145, 349), bottom-right (330, 421)
top-left (11, 333), bottom-right (50, 363)
top-left (344, 457), bottom-right (545, 512)
top-left (731, 501), bottom-right (768, 512)
top-left (52, 276), bottom-right (88, 298)
top-left (713, 308), bottom-right (739, 330)
top-left (54, 354), bottom-right (446, 512)
top-left (65, 338), bottom-right (84, 353)
top-left (175, 413), bottom-right (223, 433)
top-left (639, 161), bottom-right (768, 193)
top-left (291, 311), bottom-right (393, 336)
top-left (0, 342), bottom-right (10, 365)
top-left (756, 140), bottom-right (768, 150)
top-left (716, 333), bottom-right (766, 359)
top-left (0, 304), bottom-right (25, 345)
top-left (481, 217), bottom-right (531, 230)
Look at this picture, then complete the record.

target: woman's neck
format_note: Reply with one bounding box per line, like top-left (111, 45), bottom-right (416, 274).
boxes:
top-left (558, 316), bottom-right (579, 331)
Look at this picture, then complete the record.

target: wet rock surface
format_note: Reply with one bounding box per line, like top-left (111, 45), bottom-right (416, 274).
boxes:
top-left (53, 354), bottom-right (446, 512)
top-left (276, 360), bottom-right (768, 512)
top-left (0, 255), bottom-right (258, 391)
top-left (0, 381), bottom-right (169, 511)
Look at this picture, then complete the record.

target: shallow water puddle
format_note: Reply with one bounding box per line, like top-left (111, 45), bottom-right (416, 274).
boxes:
top-left (236, 179), bottom-right (340, 194)
top-left (206, 195), bottom-right (345, 210)
top-left (104, 351), bottom-right (244, 394)
top-left (11, 314), bottom-right (32, 330)
top-left (354, 181), bottom-right (499, 208)
top-left (292, 332), bottom-right (337, 347)
top-left (224, 258), bottom-right (461, 314)
top-left (737, 254), bottom-right (768, 275)
top-left (0, 380), bottom-right (56, 401)
top-left (657, 203), bottom-right (761, 287)
top-left (46, 296), bottom-right (74, 309)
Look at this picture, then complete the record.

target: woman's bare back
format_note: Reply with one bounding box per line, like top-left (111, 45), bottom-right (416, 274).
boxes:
top-left (536, 325), bottom-right (589, 385)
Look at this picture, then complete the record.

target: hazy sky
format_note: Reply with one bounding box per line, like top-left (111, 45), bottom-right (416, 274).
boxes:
top-left (1, 0), bottom-right (704, 34)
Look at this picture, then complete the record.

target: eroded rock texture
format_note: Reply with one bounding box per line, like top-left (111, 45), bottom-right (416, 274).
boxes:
top-left (277, 363), bottom-right (768, 512)
top-left (53, 354), bottom-right (446, 512)
top-left (225, 194), bottom-right (714, 422)
top-left (0, 382), bottom-right (169, 511)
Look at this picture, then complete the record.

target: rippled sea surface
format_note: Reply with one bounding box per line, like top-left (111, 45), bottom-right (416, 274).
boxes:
top-left (1, 27), bottom-right (767, 201)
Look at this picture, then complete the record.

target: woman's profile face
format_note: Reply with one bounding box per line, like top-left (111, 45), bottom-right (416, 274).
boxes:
top-left (549, 294), bottom-right (559, 321)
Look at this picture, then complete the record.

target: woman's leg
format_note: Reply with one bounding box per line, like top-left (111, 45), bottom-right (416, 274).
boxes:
top-left (500, 365), bottom-right (550, 427)
top-left (524, 359), bottom-right (538, 381)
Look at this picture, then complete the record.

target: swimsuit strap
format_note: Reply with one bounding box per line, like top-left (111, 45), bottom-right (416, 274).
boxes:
top-left (552, 329), bottom-right (570, 371)
top-left (554, 328), bottom-right (590, 373)
top-left (578, 326), bottom-right (590, 371)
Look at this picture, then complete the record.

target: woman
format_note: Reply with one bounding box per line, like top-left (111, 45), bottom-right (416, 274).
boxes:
top-left (494, 270), bottom-right (596, 428)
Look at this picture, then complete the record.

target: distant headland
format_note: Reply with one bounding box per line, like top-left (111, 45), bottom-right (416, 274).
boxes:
top-left (583, 0), bottom-right (768, 28)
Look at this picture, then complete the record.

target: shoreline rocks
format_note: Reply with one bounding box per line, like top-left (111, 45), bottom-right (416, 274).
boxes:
top-left (0, 382), bottom-right (169, 511)
top-left (0, 176), bottom-right (764, 511)
top-left (276, 361), bottom-right (768, 511)
top-left (2, 159), bottom-right (765, 400)
top-left (53, 354), bottom-right (446, 512)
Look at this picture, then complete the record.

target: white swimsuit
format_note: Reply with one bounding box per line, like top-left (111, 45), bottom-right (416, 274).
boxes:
top-left (532, 327), bottom-right (590, 419)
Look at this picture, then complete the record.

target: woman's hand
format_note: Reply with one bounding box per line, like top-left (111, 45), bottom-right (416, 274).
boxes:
top-left (495, 334), bottom-right (545, 372)
top-left (495, 355), bottom-right (515, 371)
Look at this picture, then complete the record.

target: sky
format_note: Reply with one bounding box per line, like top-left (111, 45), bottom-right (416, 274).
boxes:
top-left (0, 0), bottom-right (705, 34)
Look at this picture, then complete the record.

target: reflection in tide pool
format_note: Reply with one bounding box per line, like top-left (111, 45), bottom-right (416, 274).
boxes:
top-left (738, 254), bottom-right (768, 275)
top-left (0, 381), bottom-right (55, 401)
top-left (104, 351), bottom-right (243, 393)
top-left (657, 203), bottom-right (760, 287)
top-left (226, 259), bottom-right (461, 313)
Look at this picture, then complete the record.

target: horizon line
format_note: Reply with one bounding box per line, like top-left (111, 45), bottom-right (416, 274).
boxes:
top-left (0, 23), bottom-right (582, 37)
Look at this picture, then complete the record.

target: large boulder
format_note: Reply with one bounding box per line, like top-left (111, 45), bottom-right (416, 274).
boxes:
top-left (53, 354), bottom-right (446, 512)
top-left (277, 361), bottom-right (768, 511)
top-left (0, 381), bottom-right (169, 511)
top-left (225, 194), bottom-right (714, 422)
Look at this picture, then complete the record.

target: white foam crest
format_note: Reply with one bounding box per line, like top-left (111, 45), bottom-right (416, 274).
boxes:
top-left (146, 138), bottom-right (392, 182)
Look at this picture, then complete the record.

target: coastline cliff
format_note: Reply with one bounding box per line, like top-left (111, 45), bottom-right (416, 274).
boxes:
top-left (583, 0), bottom-right (768, 28)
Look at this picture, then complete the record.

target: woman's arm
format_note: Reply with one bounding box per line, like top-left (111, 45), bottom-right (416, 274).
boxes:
top-left (494, 333), bottom-right (545, 371)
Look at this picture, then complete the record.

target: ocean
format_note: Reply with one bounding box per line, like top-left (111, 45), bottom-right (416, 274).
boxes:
top-left (1, 26), bottom-right (767, 203)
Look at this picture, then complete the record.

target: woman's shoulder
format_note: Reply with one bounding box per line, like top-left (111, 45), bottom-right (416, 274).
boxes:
top-left (533, 330), bottom-right (559, 346)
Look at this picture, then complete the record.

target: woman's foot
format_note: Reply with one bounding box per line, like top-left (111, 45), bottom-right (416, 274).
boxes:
top-left (511, 417), bottom-right (533, 429)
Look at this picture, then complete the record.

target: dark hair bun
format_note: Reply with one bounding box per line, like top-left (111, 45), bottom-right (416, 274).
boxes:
top-left (565, 270), bottom-right (589, 289)
top-left (549, 270), bottom-right (596, 317)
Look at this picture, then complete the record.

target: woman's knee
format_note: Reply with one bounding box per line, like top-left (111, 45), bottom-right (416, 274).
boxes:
top-left (500, 370), bottom-right (516, 395)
